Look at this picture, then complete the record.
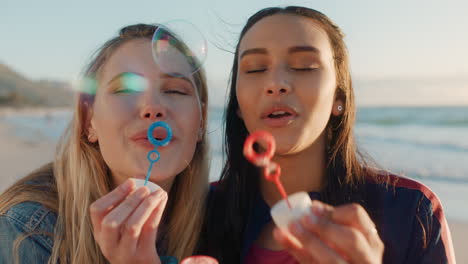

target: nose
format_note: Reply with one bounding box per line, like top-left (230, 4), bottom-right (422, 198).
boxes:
top-left (139, 91), bottom-right (167, 121)
top-left (266, 85), bottom-right (290, 95)
top-left (265, 67), bottom-right (292, 96)
top-left (141, 106), bottom-right (165, 120)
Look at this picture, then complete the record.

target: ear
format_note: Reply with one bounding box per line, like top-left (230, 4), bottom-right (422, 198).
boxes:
top-left (197, 118), bottom-right (204, 142)
top-left (84, 103), bottom-right (98, 143)
top-left (87, 120), bottom-right (98, 143)
top-left (332, 99), bottom-right (345, 116)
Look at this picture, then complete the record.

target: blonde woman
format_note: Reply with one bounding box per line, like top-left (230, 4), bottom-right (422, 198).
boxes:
top-left (0, 23), bottom-right (209, 264)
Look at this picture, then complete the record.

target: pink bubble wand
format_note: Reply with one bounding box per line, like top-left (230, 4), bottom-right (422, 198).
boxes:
top-left (243, 130), bottom-right (291, 209)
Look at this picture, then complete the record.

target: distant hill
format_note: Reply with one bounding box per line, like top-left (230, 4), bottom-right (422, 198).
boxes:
top-left (0, 63), bottom-right (73, 108)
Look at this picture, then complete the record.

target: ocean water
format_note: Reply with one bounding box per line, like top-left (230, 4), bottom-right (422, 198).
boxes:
top-left (355, 107), bottom-right (468, 181)
top-left (1, 106), bottom-right (467, 220)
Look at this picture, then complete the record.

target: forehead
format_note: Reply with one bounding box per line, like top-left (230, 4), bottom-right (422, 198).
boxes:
top-left (99, 39), bottom-right (196, 85)
top-left (99, 39), bottom-right (156, 83)
top-left (239, 14), bottom-right (333, 59)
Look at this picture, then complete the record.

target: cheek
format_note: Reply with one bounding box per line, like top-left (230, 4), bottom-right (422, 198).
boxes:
top-left (300, 69), bottom-right (336, 102)
top-left (320, 64), bottom-right (338, 93)
top-left (97, 91), bottom-right (137, 118)
top-left (105, 96), bottom-right (137, 117)
top-left (183, 115), bottom-right (201, 134)
top-left (92, 97), bottom-right (132, 157)
top-left (175, 99), bottom-right (202, 130)
top-left (236, 80), bottom-right (256, 115)
top-left (176, 108), bottom-right (202, 163)
top-left (236, 92), bottom-right (251, 124)
top-left (93, 116), bottom-right (124, 159)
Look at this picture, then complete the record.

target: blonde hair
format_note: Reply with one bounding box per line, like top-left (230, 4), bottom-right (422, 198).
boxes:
top-left (0, 23), bottom-right (210, 263)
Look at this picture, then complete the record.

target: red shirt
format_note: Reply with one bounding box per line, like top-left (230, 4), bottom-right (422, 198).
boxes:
top-left (245, 244), bottom-right (298, 264)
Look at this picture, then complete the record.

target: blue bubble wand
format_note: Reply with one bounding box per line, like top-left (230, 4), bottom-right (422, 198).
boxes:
top-left (145, 121), bottom-right (173, 186)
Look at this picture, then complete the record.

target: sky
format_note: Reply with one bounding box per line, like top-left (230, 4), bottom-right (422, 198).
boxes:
top-left (1, 0), bottom-right (467, 106)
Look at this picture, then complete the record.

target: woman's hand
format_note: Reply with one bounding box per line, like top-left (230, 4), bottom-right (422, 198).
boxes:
top-left (273, 201), bottom-right (384, 264)
top-left (90, 179), bottom-right (168, 264)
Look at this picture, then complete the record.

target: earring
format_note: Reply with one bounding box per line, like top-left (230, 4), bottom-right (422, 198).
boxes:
top-left (337, 105), bottom-right (343, 112)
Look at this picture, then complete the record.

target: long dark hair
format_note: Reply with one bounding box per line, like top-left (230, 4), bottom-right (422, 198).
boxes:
top-left (197, 6), bottom-right (383, 263)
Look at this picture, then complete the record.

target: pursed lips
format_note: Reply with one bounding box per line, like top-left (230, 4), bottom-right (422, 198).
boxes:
top-left (260, 104), bottom-right (299, 128)
top-left (130, 127), bottom-right (175, 149)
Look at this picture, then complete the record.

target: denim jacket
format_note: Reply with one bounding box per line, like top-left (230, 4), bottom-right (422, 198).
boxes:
top-left (0, 201), bottom-right (178, 264)
top-left (0, 201), bottom-right (55, 264)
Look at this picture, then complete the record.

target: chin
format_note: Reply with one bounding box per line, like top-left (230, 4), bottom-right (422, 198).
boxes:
top-left (273, 134), bottom-right (296, 148)
top-left (274, 144), bottom-right (300, 156)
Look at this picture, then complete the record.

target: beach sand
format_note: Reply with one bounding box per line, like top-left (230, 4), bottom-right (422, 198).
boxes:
top-left (449, 220), bottom-right (468, 263)
top-left (0, 121), bottom-right (56, 192)
top-left (0, 117), bottom-right (467, 262)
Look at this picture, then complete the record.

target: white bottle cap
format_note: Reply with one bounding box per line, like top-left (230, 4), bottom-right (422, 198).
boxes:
top-left (270, 192), bottom-right (314, 231)
top-left (132, 178), bottom-right (161, 193)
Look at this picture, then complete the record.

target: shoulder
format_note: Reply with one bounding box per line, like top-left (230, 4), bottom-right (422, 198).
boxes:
top-left (0, 201), bottom-right (57, 251)
top-left (365, 172), bottom-right (443, 216)
top-left (365, 173), bottom-right (455, 263)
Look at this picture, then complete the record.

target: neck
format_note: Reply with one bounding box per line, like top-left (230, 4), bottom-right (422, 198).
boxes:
top-left (260, 136), bottom-right (327, 207)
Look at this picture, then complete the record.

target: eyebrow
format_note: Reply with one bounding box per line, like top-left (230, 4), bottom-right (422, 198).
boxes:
top-left (288, 46), bottom-right (320, 54)
top-left (160, 72), bottom-right (195, 88)
top-left (240, 45), bottom-right (320, 59)
top-left (106, 72), bottom-right (144, 85)
top-left (240, 48), bottom-right (268, 59)
top-left (106, 72), bottom-right (193, 87)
